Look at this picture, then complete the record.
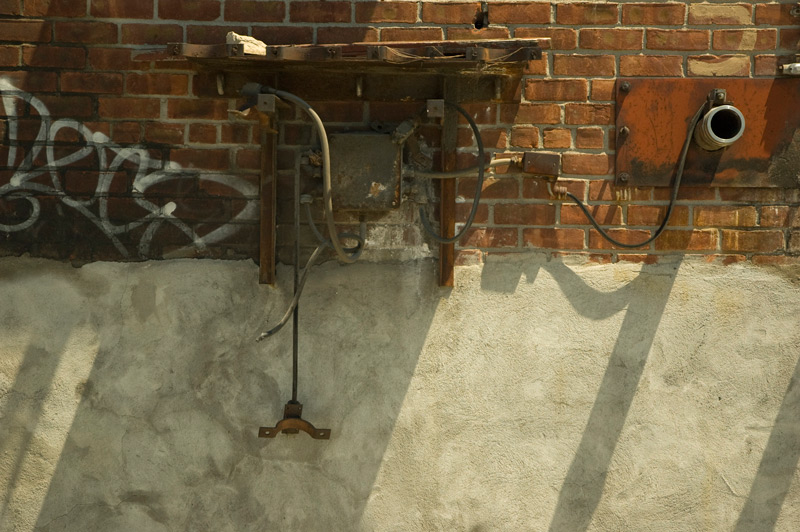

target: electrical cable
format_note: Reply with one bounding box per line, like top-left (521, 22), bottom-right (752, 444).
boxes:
top-left (565, 102), bottom-right (706, 249)
top-left (419, 100), bottom-right (485, 244)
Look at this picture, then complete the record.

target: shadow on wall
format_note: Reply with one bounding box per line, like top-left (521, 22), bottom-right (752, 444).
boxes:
top-left (0, 259), bottom-right (440, 531)
top-left (734, 353), bottom-right (800, 532)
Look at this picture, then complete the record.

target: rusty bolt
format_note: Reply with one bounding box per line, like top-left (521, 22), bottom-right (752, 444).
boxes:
top-left (619, 126), bottom-right (630, 137)
top-left (620, 81), bottom-right (631, 92)
top-left (619, 172), bottom-right (630, 183)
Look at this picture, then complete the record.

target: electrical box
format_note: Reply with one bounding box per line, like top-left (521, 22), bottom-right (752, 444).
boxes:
top-left (329, 133), bottom-right (403, 211)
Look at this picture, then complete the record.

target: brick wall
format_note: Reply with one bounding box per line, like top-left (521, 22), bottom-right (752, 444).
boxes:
top-left (1, 1), bottom-right (799, 265)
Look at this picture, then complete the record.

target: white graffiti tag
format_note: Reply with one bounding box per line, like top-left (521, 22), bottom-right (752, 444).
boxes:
top-left (0, 78), bottom-right (258, 258)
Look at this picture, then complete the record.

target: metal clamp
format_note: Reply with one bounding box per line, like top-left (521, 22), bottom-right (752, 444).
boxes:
top-left (259, 401), bottom-right (331, 439)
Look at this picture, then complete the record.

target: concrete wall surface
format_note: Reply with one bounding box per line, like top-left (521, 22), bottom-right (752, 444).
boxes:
top-left (0, 255), bottom-right (799, 532)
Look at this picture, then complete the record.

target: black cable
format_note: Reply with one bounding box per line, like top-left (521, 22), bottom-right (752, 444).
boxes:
top-left (419, 101), bottom-right (485, 244)
top-left (565, 103), bottom-right (706, 249)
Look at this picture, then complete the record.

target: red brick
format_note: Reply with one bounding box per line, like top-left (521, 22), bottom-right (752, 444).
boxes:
top-left (127, 73), bottom-right (189, 95)
top-left (647, 29), bottom-right (709, 51)
top-left (719, 188), bottom-right (783, 203)
top-left (713, 29), bottom-right (777, 51)
top-left (565, 104), bottom-right (613, 125)
top-left (694, 206), bottom-right (757, 227)
top-left (557, 3), bottom-right (618, 25)
top-left (456, 204), bottom-right (489, 225)
top-left (91, 0), bottom-right (152, 18)
top-left (224, 1), bottom-right (284, 22)
top-left (562, 204), bottom-right (621, 225)
top-left (21, 45), bottom-right (85, 68)
top-left (111, 122), bottom-right (142, 144)
top-left (306, 101), bottom-right (363, 122)
top-left (62, 72), bottom-right (123, 94)
top-left (576, 127), bottom-right (604, 149)
top-left (26, 0), bottom-right (85, 17)
top-left (170, 148), bottom-right (229, 170)
top-left (790, 231), bottom-right (800, 253)
top-left (752, 255), bottom-right (800, 266)
top-left (99, 98), bottom-right (160, 119)
top-left (0, 45), bottom-right (19, 66)
top-left (54, 21), bottom-right (116, 43)
top-left (494, 204), bottom-right (555, 225)
top-left (252, 26), bottom-right (313, 45)
top-left (581, 29), bottom-right (642, 50)
top-left (628, 205), bottom-right (689, 227)
top-left (588, 228), bottom-right (651, 250)
top-left (122, 23), bottom-right (183, 45)
top-left (0, 0), bottom-right (20, 15)
top-left (0, 71), bottom-right (57, 92)
top-left (618, 254), bottom-right (660, 265)
top-left (780, 28), bottom-right (800, 50)
top-left (523, 227), bottom-right (583, 249)
top-left (654, 229), bottom-right (718, 251)
top-left (144, 122), bottom-right (184, 145)
top-left (491, 2), bottom-right (550, 24)
top-left (455, 249), bottom-right (483, 266)
top-left (189, 124), bottom-right (217, 143)
top-left (457, 128), bottom-right (507, 149)
top-left (688, 55), bottom-right (750, 77)
top-left (524, 54), bottom-right (548, 75)
top-left (64, 170), bottom-right (128, 195)
top-left (356, 2), bottom-right (417, 23)
top-left (159, 0), bottom-right (220, 20)
top-left (510, 127), bottom-right (539, 148)
top-left (187, 25), bottom-right (248, 44)
top-left (525, 79), bottom-right (587, 102)
top-left (515, 28), bottom-right (577, 50)
top-left (501, 103), bottom-right (561, 125)
top-left (563, 153), bottom-right (612, 175)
top-left (458, 177), bottom-right (519, 200)
top-left (620, 55), bottom-right (683, 76)
top-left (721, 230), bottom-right (784, 252)
top-left (756, 3), bottom-right (797, 25)
top-left (689, 3), bottom-right (752, 25)
top-left (623, 3), bottom-right (685, 25)
top-left (318, 27), bottom-right (378, 44)
top-left (460, 227), bottom-right (518, 248)
top-left (754, 55), bottom-right (779, 76)
top-left (381, 27), bottom-right (443, 42)
top-left (543, 128), bottom-right (571, 148)
top-left (760, 206), bottom-right (800, 228)
top-left (457, 103), bottom-right (497, 125)
top-left (422, 2), bottom-right (480, 24)
top-left (235, 148), bottom-right (261, 170)
top-left (35, 94), bottom-right (93, 117)
top-left (448, 28), bottom-right (510, 41)
top-left (0, 20), bottom-right (51, 43)
top-left (168, 99), bottom-right (229, 120)
top-left (290, 1), bottom-right (350, 23)
top-left (88, 47), bottom-right (143, 71)
top-left (554, 55), bottom-right (615, 77)
top-left (591, 80), bottom-right (615, 101)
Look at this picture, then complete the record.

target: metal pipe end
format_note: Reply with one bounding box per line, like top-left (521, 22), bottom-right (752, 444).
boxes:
top-left (693, 104), bottom-right (746, 151)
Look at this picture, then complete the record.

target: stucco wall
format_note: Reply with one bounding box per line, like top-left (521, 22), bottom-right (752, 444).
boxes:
top-left (1, 255), bottom-right (798, 531)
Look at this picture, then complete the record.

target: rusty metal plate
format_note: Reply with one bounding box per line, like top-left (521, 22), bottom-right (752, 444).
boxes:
top-left (615, 78), bottom-right (800, 187)
top-left (329, 133), bottom-right (402, 211)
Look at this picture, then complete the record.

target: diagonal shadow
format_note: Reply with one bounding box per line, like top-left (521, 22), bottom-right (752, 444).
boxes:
top-left (544, 259), bottom-right (681, 532)
top-left (734, 353), bottom-right (800, 532)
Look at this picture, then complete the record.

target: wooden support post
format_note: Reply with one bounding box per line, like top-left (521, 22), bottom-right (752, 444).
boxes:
top-left (258, 122), bottom-right (277, 285)
top-left (438, 78), bottom-right (458, 287)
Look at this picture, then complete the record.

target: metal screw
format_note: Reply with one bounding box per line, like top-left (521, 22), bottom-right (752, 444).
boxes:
top-left (620, 81), bottom-right (631, 92)
top-left (619, 172), bottom-right (630, 183)
top-left (619, 126), bottom-right (630, 137)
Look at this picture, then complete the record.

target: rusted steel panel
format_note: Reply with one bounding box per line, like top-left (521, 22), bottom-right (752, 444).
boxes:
top-left (615, 78), bottom-right (800, 187)
top-left (328, 133), bottom-right (402, 211)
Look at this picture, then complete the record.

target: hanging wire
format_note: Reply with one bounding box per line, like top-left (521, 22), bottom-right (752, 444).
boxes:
top-left (564, 102), bottom-right (706, 249)
top-left (419, 100), bottom-right (485, 244)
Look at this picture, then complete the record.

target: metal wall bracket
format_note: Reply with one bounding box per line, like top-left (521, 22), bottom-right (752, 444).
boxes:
top-left (259, 401), bottom-right (331, 439)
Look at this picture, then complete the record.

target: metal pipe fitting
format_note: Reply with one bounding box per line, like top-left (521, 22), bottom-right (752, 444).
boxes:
top-left (693, 104), bottom-right (746, 151)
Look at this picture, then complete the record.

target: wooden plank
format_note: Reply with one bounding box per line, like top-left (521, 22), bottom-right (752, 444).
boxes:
top-left (439, 78), bottom-right (457, 288)
top-left (259, 125), bottom-right (277, 285)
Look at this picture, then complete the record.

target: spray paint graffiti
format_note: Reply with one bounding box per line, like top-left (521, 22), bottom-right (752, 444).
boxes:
top-left (0, 78), bottom-right (258, 258)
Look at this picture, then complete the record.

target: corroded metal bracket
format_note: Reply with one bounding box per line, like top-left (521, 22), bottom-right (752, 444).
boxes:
top-left (259, 401), bottom-right (331, 439)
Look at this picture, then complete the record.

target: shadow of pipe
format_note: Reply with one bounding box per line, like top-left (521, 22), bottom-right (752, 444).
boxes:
top-left (545, 259), bottom-right (682, 532)
top-left (734, 353), bottom-right (800, 532)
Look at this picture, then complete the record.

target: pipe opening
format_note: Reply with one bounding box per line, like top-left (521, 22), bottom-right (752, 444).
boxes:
top-left (709, 108), bottom-right (743, 140)
top-left (693, 104), bottom-right (745, 151)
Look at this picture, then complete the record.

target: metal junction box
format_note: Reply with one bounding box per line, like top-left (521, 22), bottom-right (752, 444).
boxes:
top-left (329, 133), bottom-right (402, 211)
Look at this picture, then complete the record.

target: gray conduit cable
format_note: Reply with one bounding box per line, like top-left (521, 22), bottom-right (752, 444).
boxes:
top-left (419, 101), bottom-right (485, 245)
top-left (565, 103), bottom-right (706, 249)
top-left (260, 86), bottom-right (361, 263)
top-left (412, 158), bottom-right (510, 180)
